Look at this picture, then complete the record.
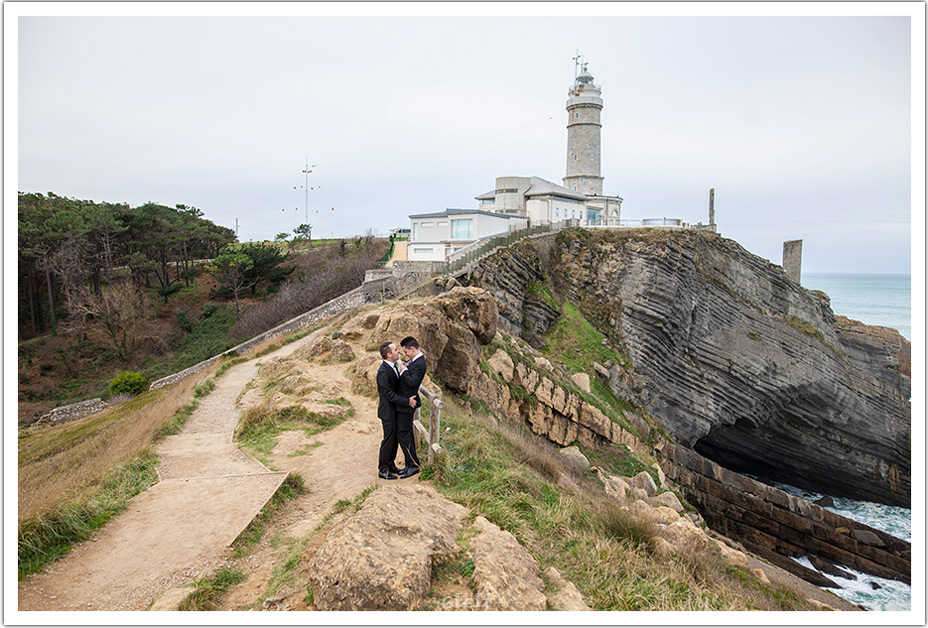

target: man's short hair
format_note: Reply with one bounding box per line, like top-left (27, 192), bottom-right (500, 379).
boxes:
top-left (400, 336), bottom-right (419, 350)
top-left (379, 341), bottom-right (394, 359)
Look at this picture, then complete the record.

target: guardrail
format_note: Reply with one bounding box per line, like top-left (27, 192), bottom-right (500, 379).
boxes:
top-left (412, 384), bottom-right (443, 463)
top-left (445, 220), bottom-right (578, 275)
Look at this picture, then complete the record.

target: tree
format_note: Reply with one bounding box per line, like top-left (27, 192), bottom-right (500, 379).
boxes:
top-left (67, 280), bottom-right (149, 364)
top-left (237, 243), bottom-right (294, 296)
top-left (293, 223), bottom-right (313, 249)
top-left (206, 251), bottom-right (253, 319)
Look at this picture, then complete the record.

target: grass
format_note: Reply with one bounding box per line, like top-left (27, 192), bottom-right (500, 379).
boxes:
top-left (178, 566), bottom-right (247, 611)
top-left (18, 450), bottom-right (160, 579)
top-left (234, 403), bottom-right (351, 467)
top-left (231, 472), bottom-right (307, 558)
top-left (426, 395), bottom-right (815, 611)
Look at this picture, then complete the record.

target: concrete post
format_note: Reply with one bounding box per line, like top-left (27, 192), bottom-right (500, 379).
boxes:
top-left (782, 240), bottom-right (803, 283)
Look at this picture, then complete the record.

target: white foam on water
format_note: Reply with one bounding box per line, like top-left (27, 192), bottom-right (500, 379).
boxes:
top-left (792, 555), bottom-right (911, 611)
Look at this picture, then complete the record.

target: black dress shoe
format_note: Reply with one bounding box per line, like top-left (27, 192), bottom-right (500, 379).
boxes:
top-left (389, 464), bottom-right (402, 474)
top-left (378, 471), bottom-right (398, 480)
top-left (399, 466), bottom-right (420, 479)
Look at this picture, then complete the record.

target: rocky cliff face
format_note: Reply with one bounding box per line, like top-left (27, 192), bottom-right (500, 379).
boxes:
top-left (467, 229), bottom-right (910, 507)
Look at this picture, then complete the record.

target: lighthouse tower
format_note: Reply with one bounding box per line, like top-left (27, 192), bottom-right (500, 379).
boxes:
top-left (563, 55), bottom-right (604, 196)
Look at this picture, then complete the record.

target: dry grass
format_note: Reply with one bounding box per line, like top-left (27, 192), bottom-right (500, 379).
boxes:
top-left (18, 372), bottom-right (203, 525)
top-left (426, 395), bottom-right (815, 611)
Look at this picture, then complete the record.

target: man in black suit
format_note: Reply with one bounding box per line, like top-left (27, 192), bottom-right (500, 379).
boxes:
top-left (376, 341), bottom-right (416, 480)
top-left (395, 336), bottom-right (426, 478)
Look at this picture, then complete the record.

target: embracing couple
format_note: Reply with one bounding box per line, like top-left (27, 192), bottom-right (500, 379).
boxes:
top-left (376, 336), bottom-right (426, 480)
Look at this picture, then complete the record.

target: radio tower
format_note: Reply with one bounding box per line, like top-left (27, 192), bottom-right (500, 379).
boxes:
top-left (302, 157), bottom-right (311, 225)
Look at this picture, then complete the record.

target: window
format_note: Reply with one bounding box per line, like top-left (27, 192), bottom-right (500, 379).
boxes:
top-left (555, 208), bottom-right (559, 218)
top-left (413, 223), bottom-right (419, 240)
top-left (413, 248), bottom-right (433, 254)
top-left (575, 112), bottom-right (579, 119)
top-left (421, 222), bottom-right (434, 228)
top-left (573, 153), bottom-right (578, 161)
top-left (450, 218), bottom-right (473, 239)
top-left (437, 221), bottom-right (448, 227)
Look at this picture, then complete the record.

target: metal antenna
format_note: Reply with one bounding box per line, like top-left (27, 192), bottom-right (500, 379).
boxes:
top-left (302, 157), bottom-right (311, 225)
top-left (573, 50), bottom-right (581, 78)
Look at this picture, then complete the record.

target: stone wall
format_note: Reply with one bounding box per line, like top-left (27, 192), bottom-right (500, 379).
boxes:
top-left (659, 441), bottom-right (910, 584)
top-left (150, 286), bottom-right (366, 390)
top-left (35, 398), bottom-right (108, 427)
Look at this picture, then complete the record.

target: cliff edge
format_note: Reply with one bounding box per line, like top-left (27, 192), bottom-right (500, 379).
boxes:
top-left (466, 228), bottom-right (910, 507)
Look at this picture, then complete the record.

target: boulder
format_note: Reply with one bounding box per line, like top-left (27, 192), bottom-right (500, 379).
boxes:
top-left (557, 445), bottom-right (590, 469)
top-left (648, 491), bottom-right (684, 513)
top-left (660, 517), bottom-right (710, 554)
top-left (487, 349), bottom-right (515, 383)
top-left (350, 353), bottom-right (381, 398)
top-left (434, 322), bottom-right (480, 394)
top-left (471, 516), bottom-right (546, 611)
top-left (330, 339), bottom-right (355, 362)
top-left (435, 286), bottom-right (498, 345)
top-left (593, 362), bottom-right (610, 381)
top-left (751, 568), bottom-right (771, 585)
top-left (307, 485), bottom-right (467, 610)
top-left (534, 357), bottom-right (553, 371)
top-left (651, 506), bottom-right (681, 525)
top-left (543, 567), bottom-right (591, 611)
top-left (713, 540), bottom-right (748, 567)
top-left (571, 372), bottom-right (591, 393)
top-left (627, 471), bottom-right (658, 497)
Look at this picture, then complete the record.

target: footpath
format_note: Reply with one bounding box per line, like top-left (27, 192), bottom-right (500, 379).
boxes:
top-left (17, 336), bottom-right (314, 611)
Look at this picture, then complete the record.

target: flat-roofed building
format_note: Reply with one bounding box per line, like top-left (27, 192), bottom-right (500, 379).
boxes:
top-left (406, 208), bottom-right (528, 262)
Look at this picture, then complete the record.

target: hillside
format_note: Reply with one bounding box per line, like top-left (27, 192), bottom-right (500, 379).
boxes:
top-left (19, 287), bottom-right (864, 612)
top-left (18, 233), bottom-right (389, 426)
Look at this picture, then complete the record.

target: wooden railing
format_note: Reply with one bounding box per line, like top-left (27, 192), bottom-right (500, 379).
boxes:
top-left (412, 384), bottom-right (444, 463)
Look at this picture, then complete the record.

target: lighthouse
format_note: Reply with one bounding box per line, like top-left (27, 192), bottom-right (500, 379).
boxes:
top-left (563, 55), bottom-right (604, 196)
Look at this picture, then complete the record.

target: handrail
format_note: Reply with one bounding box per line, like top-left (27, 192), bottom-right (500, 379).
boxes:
top-left (412, 384), bottom-right (443, 463)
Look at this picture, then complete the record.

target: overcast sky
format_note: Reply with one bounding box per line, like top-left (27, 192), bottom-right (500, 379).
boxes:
top-left (12, 4), bottom-right (921, 274)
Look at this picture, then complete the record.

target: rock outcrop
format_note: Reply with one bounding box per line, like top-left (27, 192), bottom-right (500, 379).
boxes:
top-left (307, 485), bottom-right (467, 610)
top-left (467, 229), bottom-right (910, 506)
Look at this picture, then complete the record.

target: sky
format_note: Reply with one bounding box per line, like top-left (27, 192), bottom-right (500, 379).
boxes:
top-left (10, 3), bottom-right (923, 275)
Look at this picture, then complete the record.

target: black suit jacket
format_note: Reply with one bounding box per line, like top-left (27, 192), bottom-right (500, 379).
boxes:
top-left (376, 362), bottom-right (406, 420)
top-left (396, 354), bottom-right (427, 416)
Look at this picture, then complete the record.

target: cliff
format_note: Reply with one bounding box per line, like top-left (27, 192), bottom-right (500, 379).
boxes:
top-left (465, 228), bottom-right (910, 507)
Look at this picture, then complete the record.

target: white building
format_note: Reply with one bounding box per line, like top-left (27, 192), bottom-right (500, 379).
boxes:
top-left (406, 208), bottom-right (528, 262)
top-left (406, 54), bottom-right (622, 262)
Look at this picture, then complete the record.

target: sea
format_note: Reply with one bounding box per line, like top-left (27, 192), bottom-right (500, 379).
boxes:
top-left (782, 273), bottom-right (913, 611)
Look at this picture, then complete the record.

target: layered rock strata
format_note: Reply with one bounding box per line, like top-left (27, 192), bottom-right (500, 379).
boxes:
top-left (659, 441), bottom-right (910, 584)
top-left (467, 229), bottom-right (910, 506)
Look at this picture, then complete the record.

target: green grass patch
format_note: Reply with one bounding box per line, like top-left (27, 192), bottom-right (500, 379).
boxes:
top-left (178, 566), bottom-right (247, 611)
top-left (235, 404), bottom-right (350, 466)
top-left (153, 400), bottom-right (199, 441)
top-left (18, 450), bottom-right (159, 579)
top-left (231, 472), bottom-right (306, 558)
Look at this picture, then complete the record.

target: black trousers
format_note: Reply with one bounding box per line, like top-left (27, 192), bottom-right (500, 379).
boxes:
top-left (378, 416), bottom-right (399, 473)
top-left (396, 411), bottom-right (421, 469)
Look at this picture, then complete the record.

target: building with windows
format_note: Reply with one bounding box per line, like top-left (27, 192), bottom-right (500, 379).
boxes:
top-left (405, 208), bottom-right (528, 262)
top-left (406, 55), bottom-right (622, 262)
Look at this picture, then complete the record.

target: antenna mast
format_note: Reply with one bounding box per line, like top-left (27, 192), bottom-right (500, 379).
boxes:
top-left (302, 157), bottom-right (311, 226)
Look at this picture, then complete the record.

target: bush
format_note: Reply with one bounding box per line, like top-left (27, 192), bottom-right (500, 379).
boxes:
top-left (109, 371), bottom-right (149, 397)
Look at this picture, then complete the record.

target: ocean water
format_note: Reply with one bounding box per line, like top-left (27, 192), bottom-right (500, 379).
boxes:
top-left (802, 273), bottom-right (911, 341)
top-left (772, 482), bottom-right (912, 611)
top-left (770, 275), bottom-right (912, 611)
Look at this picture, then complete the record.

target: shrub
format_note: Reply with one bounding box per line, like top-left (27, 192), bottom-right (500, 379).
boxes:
top-left (109, 371), bottom-right (149, 397)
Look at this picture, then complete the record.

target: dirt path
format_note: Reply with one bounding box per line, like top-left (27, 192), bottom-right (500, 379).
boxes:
top-left (17, 326), bottom-right (397, 612)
